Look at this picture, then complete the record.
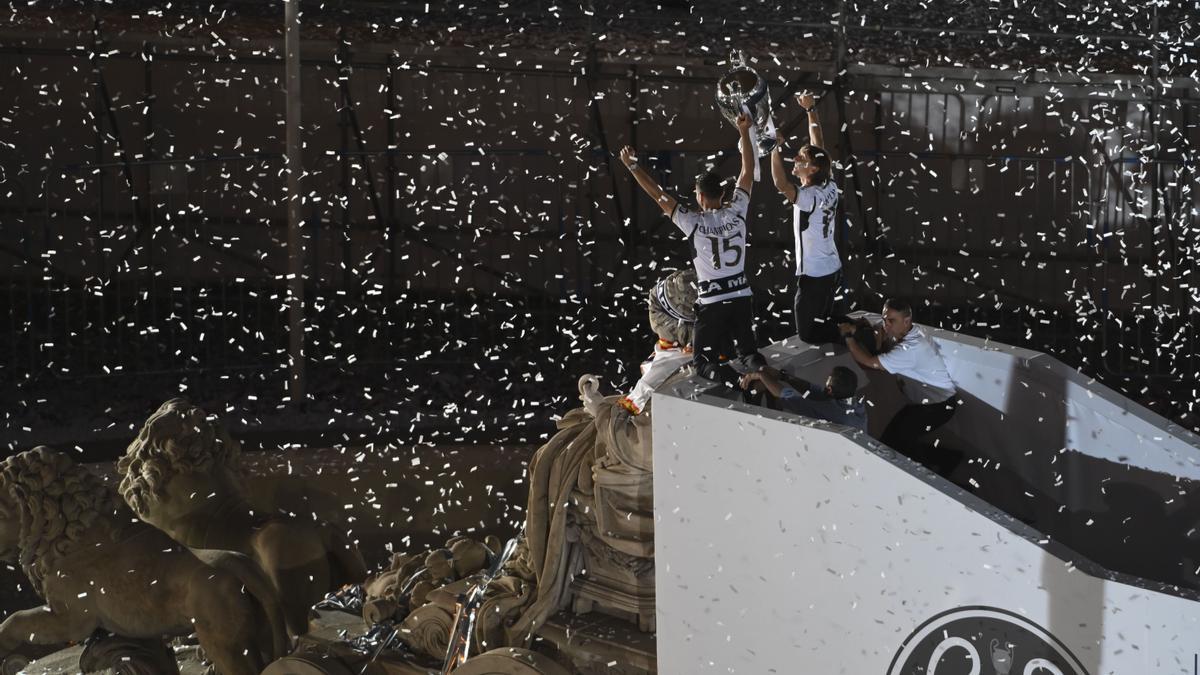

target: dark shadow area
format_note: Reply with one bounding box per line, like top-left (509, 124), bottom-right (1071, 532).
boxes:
top-left (931, 369), bottom-right (1200, 596)
top-left (755, 340), bottom-right (1200, 598)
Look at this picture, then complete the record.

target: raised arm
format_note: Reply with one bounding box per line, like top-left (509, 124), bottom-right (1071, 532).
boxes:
top-left (620, 146), bottom-right (677, 216)
top-left (796, 92), bottom-right (827, 153)
top-left (735, 112), bottom-right (755, 194)
top-left (770, 129), bottom-right (797, 203)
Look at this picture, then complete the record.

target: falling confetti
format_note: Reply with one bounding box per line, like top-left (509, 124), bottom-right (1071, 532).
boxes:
top-left (0, 2), bottom-right (1195, 671)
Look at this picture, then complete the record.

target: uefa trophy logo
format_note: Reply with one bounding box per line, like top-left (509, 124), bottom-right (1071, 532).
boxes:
top-left (887, 606), bottom-right (1089, 675)
top-left (990, 638), bottom-right (1015, 675)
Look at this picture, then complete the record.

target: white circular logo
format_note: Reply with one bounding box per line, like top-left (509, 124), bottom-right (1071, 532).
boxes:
top-left (888, 607), bottom-right (1089, 675)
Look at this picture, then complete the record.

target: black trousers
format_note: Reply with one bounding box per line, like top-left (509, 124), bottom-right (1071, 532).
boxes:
top-left (794, 269), bottom-right (843, 345)
top-left (882, 396), bottom-right (962, 475)
top-left (692, 295), bottom-right (761, 368)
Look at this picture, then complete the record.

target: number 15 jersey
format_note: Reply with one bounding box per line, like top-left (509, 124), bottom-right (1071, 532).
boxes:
top-left (670, 187), bottom-right (753, 306)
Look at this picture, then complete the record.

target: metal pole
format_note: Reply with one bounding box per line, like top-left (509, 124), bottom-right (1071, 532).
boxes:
top-left (1147, 4), bottom-right (1161, 314)
top-left (385, 55), bottom-right (397, 293)
top-left (338, 34), bottom-right (353, 292)
top-left (836, 0), bottom-right (848, 75)
top-left (285, 0), bottom-right (306, 403)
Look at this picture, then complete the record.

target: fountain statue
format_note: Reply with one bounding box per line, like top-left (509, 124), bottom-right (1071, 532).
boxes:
top-left (0, 446), bottom-right (287, 675)
top-left (118, 398), bottom-right (370, 636)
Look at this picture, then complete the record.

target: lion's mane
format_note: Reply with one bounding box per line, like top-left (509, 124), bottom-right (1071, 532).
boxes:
top-left (0, 446), bottom-right (122, 595)
top-left (117, 398), bottom-right (242, 518)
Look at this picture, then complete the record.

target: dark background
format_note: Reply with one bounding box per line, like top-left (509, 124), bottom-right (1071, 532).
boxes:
top-left (1, 0), bottom-right (1197, 458)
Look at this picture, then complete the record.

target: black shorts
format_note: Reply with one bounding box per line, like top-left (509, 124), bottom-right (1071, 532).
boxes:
top-left (794, 269), bottom-right (844, 344)
top-left (692, 295), bottom-right (759, 365)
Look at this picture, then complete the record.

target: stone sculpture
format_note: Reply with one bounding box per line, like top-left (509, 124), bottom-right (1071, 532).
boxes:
top-left (117, 398), bottom-right (370, 636)
top-left (270, 271), bottom-right (688, 673)
top-left (0, 446), bottom-right (286, 675)
top-left (361, 535), bottom-right (502, 627)
top-left (333, 370), bottom-right (665, 673)
top-left (618, 268), bottom-right (697, 416)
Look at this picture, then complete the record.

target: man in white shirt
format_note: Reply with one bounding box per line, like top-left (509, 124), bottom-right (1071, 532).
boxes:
top-left (840, 299), bottom-right (961, 474)
top-left (771, 92), bottom-right (843, 345)
top-left (619, 112), bottom-right (764, 381)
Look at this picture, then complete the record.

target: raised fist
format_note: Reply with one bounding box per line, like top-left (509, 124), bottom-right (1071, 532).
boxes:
top-left (619, 146), bottom-right (638, 170)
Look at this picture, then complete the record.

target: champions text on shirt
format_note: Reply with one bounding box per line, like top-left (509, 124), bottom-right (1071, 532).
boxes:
top-left (671, 187), bottom-right (754, 305)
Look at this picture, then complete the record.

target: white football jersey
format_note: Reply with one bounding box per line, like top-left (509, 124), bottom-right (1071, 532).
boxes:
top-left (792, 180), bottom-right (841, 278)
top-left (671, 187), bottom-right (753, 305)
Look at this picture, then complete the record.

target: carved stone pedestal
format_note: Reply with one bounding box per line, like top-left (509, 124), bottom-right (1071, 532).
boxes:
top-left (566, 517), bottom-right (656, 635)
top-left (569, 570), bottom-right (655, 634)
top-left (539, 612), bottom-right (656, 675)
top-left (21, 638), bottom-right (202, 675)
top-left (79, 635), bottom-right (181, 675)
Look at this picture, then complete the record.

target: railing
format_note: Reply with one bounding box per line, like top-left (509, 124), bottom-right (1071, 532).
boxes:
top-left (1096, 157), bottom-right (1198, 379)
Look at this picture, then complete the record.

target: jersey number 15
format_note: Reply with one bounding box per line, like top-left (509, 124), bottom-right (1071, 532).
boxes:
top-left (706, 232), bottom-right (744, 270)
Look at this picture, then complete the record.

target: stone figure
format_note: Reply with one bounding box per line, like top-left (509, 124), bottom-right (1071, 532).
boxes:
top-left (0, 447), bottom-right (286, 675)
top-left (281, 271), bottom-right (686, 673)
top-left (348, 368), bottom-right (667, 672)
top-left (117, 398), bottom-right (370, 636)
top-left (618, 268), bottom-right (697, 416)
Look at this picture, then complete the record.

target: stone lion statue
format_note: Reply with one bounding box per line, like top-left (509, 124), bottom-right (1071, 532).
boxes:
top-left (118, 398), bottom-right (369, 636)
top-left (0, 446), bottom-right (286, 675)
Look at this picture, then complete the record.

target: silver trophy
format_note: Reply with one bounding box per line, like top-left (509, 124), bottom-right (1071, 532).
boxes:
top-left (716, 51), bottom-right (777, 157)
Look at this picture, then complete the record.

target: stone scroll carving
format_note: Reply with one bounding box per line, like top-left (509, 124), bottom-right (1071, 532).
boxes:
top-left (350, 369), bottom-right (670, 670)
